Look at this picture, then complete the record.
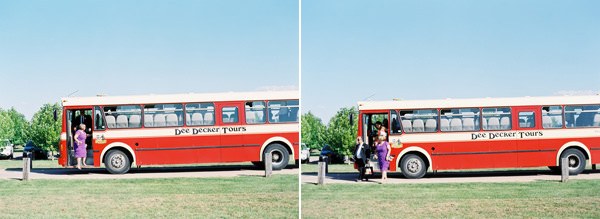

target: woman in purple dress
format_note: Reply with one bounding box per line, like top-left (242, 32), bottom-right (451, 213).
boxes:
top-left (374, 132), bottom-right (391, 183)
top-left (73, 124), bottom-right (88, 169)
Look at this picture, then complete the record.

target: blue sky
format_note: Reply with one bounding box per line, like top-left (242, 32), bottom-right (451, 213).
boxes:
top-left (302, 0), bottom-right (600, 123)
top-left (0, 1), bottom-right (298, 119)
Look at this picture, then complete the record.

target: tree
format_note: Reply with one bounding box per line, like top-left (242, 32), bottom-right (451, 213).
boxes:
top-left (28, 103), bottom-right (62, 152)
top-left (324, 107), bottom-right (358, 157)
top-left (0, 109), bottom-right (16, 141)
top-left (301, 111), bottom-right (326, 150)
top-left (6, 108), bottom-right (29, 145)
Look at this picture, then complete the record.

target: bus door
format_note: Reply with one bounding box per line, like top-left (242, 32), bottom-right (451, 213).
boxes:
top-left (67, 108), bottom-right (94, 166)
top-left (217, 102), bottom-right (245, 162)
top-left (361, 111), bottom-right (390, 148)
top-left (514, 106), bottom-right (545, 167)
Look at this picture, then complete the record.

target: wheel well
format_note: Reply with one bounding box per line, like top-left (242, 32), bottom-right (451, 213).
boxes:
top-left (102, 147), bottom-right (133, 164)
top-left (399, 152), bottom-right (430, 169)
top-left (562, 146), bottom-right (589, 159)
top-left (262, 141), bottom-right (293, 161)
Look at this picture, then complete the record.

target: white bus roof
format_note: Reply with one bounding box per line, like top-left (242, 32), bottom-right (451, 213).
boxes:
top-left (358, 95), bottom-right (600, 110)
top-left (62, 90), bottom-right (299, 107)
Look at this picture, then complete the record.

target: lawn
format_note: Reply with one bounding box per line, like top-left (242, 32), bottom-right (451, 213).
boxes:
top-left (0, 174), bottom-right (298, 218)
top-left (302, 179), bottom-right (600, 218)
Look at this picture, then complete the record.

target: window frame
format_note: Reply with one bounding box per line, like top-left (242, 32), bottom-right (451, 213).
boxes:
top-left (102, 104), bottom-right (143, 130)
top-left (244, 100), bottom-right (267, 125)
top-left (398, 108), bottom-right (440, 134)
top-left (564, 104), bottom-right (600, 129)
top-left (183, 102), bottom-right (216, 127)
top-left (267, 99), bottom-right (299, 124)
top-left (440, 107), bottom-right (482, 133)
top-left (142, 103), bottom-right (185, 128)
top-left (481, 107), bottom-right (512, 131)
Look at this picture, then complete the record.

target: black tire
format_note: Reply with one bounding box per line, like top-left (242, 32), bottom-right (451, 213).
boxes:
top-left (264, 144), bottom-right (289, 170)
top-left (104, 150), bottom-right (131, 174)
top-left (560, 148), bottom-right (586, 175)
top-left (400, 154), bottom-right (427, 179)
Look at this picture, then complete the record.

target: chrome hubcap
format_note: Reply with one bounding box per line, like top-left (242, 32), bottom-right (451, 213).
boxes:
top-left (406, 158), bottom-right (422, 173)
top-left (271, 150), bottom-right (283, 165)
top-left (111, 154), bottom-right (125, 169)
top-left (568, 155), bottom-right (580, 170)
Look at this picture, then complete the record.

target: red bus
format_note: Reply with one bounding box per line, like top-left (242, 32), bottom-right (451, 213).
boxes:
top-left (357, 95), bottom-right (600, 178)
top-left (59, 91), bottom-right (299, 174)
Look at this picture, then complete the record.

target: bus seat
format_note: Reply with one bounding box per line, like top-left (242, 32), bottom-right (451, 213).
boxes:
top-left (106, 115), bottom-right (116, 128)
top-left (481, 118), bottom-right (487, 130)
top-left (401, 119), bottom-right (412, 133)
top-left (412, 119), bottom-right (425, 132)
top-left (256, 111), bottom-right (265, 123)
top-left (425, 118), bottom-right (437, 132)
top-left (154, 114), bottom-right (166, 127)
top-left (279, 107), bottom-right (289, 122)
top-left (440, 118), bottom-right (450, 131)
top-left (129, 115), bottom-right (141, 128)
top-left (144, 114), bottom-right (154, 127)
top-left (500, 117), bottom-right (510, 129)
top-left (462, 118), bottom-right (475, 131)
top-left (166, 114), bottom-right (178, 126)
top-left (542, 115), bottom-right (552, 128)
top-left (204, 112), bottom-right (214, 125)
top-left (191, 113), bottom-right (203, 125)
top-left (593, 113), bottom-right (600, 127)
top-left (223, 114), bottom-right (230, 123)
top-left (450, 118), bottom-right (462, 131)
top-left (116, 115), bottom-right (128, 128)
top-left (487, 117), bottom-right (500, 130)
top-left (246, 111), bottom-right (256, 123)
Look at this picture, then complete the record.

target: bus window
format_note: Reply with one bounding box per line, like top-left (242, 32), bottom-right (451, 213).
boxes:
top-left (94, 106), bottom-right (105, 130)
top-left (143, 104), bottom-right (183, 127)
top-left (390, 110), bottom-right (401, 134)
top-left (518, 111), bottom-right (536, 128)
top-left (245, 101), bottom-right (266, 124)
top-left (401, 109), bottom-right (438, 133)
top-left (268, 100), bottom-right (299, 123)
top-left (565, 105), bottom-right (600, 128)
top-left (441, 108), bottom-right (480, 132)
top-left (222, 107), bottom-right (239, 123)
top-left (104, 105), bottom-right (142, 129)
top-left (542, 106), bottom-right (563, 128)
top-left (185, 103), bottom-right (215, 126)
top-left (482, 107), bottom-right (511, 131)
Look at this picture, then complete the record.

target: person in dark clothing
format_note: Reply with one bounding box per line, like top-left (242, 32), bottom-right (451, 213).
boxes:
top-left (353, 136), bottom-right (370, 181)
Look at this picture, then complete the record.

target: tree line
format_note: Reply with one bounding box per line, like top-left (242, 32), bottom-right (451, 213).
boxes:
top-left (301, 107), bottom-right (358, 157)
top-left (0, 103), bottom-right (62, 152)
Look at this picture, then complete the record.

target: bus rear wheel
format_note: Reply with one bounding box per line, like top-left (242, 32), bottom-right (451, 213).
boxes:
top-left (104, 150), bottom-right (131, 174)
top-left (400, 154), bottom-right (427, 179)
top-left (560, 149), bottom-right (586, 175)
top-left (265, 144), bottom-right (289, 170)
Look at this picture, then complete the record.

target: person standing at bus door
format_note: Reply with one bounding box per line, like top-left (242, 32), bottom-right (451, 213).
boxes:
top-left (73, 124), bottom-right (88, 169)
top-left (353, 136), bottom-right (370, 182)
top-left (373, 132), bottom-right (392, 184)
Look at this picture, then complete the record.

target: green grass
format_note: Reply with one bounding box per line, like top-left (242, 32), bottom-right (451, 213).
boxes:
top-left (0, 159), bottom-right (61, 169)
top-left (302, 179), bottom-right (600, 218)
top-left (301, 164), bottom-right (356, 173)
top-left (0, 175), bottom-right (298, 218)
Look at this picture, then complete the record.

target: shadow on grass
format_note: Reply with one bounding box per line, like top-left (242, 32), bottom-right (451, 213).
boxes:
top-left (5, 164), bottom-right (298, 175)
top-left (302, 168), bottom-right (600, 183)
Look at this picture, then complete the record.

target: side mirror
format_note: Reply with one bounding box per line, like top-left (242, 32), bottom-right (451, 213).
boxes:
top-left (53, 109), bottom-right (58, 121)
top-left (349, 113), bottom-right (354, 125)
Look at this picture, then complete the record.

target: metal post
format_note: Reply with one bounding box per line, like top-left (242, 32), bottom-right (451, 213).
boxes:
top-left (561, 158), bottom-right (569, 183)
top-left (317, 160), bottom-right (327, 185)
top-left (264, 152), bottom-right (272, 177)
top-left (23, 157), bottom-right (30, 181)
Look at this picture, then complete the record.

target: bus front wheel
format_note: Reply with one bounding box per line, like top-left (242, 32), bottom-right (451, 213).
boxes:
top-left (400, 154), bottom-right (427, 179)
top-left (560, 149), bottom-right (586, 175)
top-left (265, 144), bottom-right (289, 170)
top-left (104, 150), bottom-right (131, 174)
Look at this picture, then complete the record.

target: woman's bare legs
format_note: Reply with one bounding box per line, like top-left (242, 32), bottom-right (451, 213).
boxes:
top-left (76, 158), bottom-right (82, 170)
top-left (82, 157), bottom-right (87, 167)
top-left (381, 171), bottom-right (387, 184)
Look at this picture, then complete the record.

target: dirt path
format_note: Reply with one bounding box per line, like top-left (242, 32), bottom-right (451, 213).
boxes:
top-left (302, 169), bottom-right (600, 184)
top-left (0, 165), bottom-right (298, 180)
